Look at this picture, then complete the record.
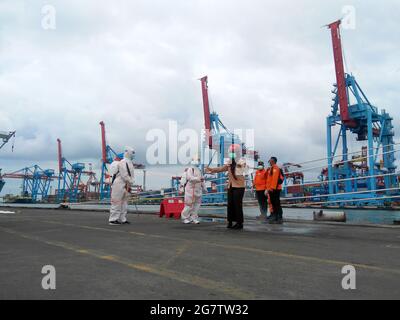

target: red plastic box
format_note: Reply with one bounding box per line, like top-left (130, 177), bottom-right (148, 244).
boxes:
top-left (159, 198), bottom-right (185, 219)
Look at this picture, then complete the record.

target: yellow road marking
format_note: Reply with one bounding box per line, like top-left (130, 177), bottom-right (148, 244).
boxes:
top-left (37, 219), bottom-right (400, 275)
top-left (0, 226), bottom-right (257, 299)
top-left (3, 216), bottom-right (400, 276)
top-left (163, 241), bottom-right (192, 267)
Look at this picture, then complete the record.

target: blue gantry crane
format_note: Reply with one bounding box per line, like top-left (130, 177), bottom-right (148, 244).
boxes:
top-left (2, 165), bottom-right (55, 202)
top-left (56, 138), bottom-right (85, 202)
top-left (325, 20), bottom-right (397, 206)
top-left (199, 76), bottom-right (259, 204)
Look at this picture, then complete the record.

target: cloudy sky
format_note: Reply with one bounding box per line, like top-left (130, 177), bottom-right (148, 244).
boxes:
top-left (1, 0), bottom-right (399, 194)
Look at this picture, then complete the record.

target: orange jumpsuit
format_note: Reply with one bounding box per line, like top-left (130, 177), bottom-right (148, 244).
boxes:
top-left (253, 169), bottom-right (268, 216)
top-left (253, 169), bottom-right (268, 191)
top-left (267, 164), bottom-right (283, 220)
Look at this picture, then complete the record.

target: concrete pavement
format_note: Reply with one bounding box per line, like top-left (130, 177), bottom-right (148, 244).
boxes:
top-left (0, 208), bottom-right (399, 299)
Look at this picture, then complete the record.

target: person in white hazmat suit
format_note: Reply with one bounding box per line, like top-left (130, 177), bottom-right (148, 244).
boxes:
top-left (180, 158), bottom-right (208, 224)
top-left (108, 147), bottom-right (135, 225)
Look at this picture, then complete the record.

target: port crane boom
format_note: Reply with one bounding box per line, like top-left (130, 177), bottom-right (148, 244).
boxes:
top-left (0, 131), bottom-right (16, 150)
top-left (325, 20), bottom-right (397, 206)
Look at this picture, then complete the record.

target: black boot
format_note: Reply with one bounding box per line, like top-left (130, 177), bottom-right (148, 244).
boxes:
top-left (268, 214), bottom-right (278, 224)
top-left (227, 221), bottom-right (233, 229)
top-left (232, 223), bottom-right (243, 230)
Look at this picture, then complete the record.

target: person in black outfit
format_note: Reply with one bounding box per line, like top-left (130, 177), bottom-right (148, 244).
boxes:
top-left (227, 186), bottom-right (245, 228)
top-left (206, 145), bottom-right (247, 229)
top-left (267, 157), bottom-right (284, 224)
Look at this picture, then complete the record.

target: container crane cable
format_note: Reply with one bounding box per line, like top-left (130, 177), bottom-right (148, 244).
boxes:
top-left (138, 146), bottom-right (400, 189)
top-left (292, 140), bottom-right (400, 167)
top-left (134, 156), bottom-right (400, 200)
top-left (93, 171), bottom-right (400, 207)
top-left (282, 147), bottom-right (400, 175)
top-left (282, 142), bottom-right (400, 174)
top-left (134, 170), bottom-right (400, 199)
top-left (207, 85), bottom-right (235, 136)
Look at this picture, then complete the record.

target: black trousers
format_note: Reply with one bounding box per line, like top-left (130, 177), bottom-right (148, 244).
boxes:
top-left (256, 190), bottom-right (268, 216)
top-left (227, 187), bottom-right (245, 224)
top-left (268, 190), bottom-right (283, 219)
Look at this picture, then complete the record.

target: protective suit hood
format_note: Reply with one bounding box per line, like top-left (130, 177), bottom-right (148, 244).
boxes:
top-left (124, 146), bottom-right (135, 160)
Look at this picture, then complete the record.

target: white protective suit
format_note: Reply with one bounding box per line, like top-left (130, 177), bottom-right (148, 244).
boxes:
top-left (109, 147), bottom-right (135, 223)
top-left (181, 165), bottom-right (207, 223)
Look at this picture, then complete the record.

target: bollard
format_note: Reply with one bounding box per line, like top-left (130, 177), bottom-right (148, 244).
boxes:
top-left (313, 210), bottom-right (346, 222)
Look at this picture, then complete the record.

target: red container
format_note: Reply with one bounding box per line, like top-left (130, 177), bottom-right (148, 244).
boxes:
top-left (287, 185), bottom-right (303, 194)
top-left (159, 197), bottom-right (185, 219)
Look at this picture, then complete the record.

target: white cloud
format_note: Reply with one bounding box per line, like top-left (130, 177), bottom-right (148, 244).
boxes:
top-left (1, 0), bottom-right (399, 193)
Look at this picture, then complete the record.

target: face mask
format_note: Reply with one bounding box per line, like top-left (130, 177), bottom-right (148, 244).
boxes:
top-left (258, 166), bottom-right (264, 170)
top-left (228, 152), bottom-right (236, 159)
top-left (125, 152), bottom-right (134, 160)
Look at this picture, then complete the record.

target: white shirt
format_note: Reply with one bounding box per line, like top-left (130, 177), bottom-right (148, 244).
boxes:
top-left (226, 158), bottom-right (247, 176)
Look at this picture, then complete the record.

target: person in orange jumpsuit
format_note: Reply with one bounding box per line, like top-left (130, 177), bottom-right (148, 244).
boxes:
top-left (253, 161), bottom-right (268, 220)
top-left (264, 167), bottom-right (274, 218)
top-left (265, 157), bottom-right (284, 224)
